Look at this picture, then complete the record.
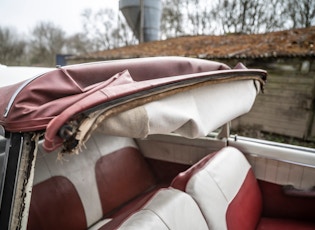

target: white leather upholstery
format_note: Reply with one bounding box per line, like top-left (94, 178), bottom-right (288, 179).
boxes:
top-left (34, 134), bottom-right (137, 227)
top-left (181, 147), bottom-right (251, 230)
top-left (118, 188), bottom-right (208, 230)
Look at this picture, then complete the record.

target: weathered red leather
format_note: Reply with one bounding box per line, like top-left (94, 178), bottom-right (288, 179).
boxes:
top-left (171, 147), bottom-right (315, 230)
top-left (99, 186), bottom-right (163, 230)
top-left (226, 169), bottom-right (262, 230)
top-left (259, 180), bottom-right (315, 222)
top-left (95, 147), bottom-right (156, 216)
top-left (171, 152), bottom-right (218, 191)
top-left (27, 176), bottom-right (86, 230)
top-left (0, 57), bottom-right (267, 153)
top-left (257, 218), bottom-right (315, 230)
top-left (0, 57), bottom-right (231, 133)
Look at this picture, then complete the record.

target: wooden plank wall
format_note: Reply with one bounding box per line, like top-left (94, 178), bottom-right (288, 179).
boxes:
top-left (232, 58), bottom-right (315, 140)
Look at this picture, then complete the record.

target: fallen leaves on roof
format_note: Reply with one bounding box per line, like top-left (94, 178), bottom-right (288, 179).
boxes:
top-left (76, 27), bottom-right (315, 60)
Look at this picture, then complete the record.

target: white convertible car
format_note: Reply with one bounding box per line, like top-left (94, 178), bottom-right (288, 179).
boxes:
top-left (0, 57), bottom-right (314, 230)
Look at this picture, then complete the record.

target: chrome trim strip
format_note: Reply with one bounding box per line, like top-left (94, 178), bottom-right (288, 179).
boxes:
top-left (229, 136), bottom-right (315, 169)
top-left (4, 74), bottom-right (46, 117)
top-left (231, 135), bottom-right (315, 154)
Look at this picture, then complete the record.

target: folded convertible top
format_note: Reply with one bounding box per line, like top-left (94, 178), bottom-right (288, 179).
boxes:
top-left (0, 57), bottom-right (266, 152)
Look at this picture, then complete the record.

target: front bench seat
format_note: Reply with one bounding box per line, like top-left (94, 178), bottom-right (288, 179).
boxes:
top-left (116, 188), bottom-right (208, 230)
top-left (171, 146), bottom-right (315, 230)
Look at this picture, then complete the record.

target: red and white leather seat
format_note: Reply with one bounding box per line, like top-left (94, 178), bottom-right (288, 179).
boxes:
top-left (171, 146), bottom-right (315, 230)
top-left (117, 188), bottom-right (208, 230)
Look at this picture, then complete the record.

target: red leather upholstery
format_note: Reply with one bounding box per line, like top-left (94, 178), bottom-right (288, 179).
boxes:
top-left (28, 145), bottom-right (160, 229)
top-left (28, 143), bottom-right (314, 229)
top-left (257, 218), bottom-right (315, 230)
top-left (171, 146), bottom-right (315, 230)
top-left (259, 180), bottom-right (315, 222)
top-left (171, 147), bottom-right (261, 229)
top-left (95, 147), bottom-right (157, 216)
top-left (170, 152), bottom-right (217, 191)
top-left (27, 176), bottom-right (87, 230)
top-left (99, 187), bottom-right (161, 230)
top-left (226, 170), bottom-right (262, 230)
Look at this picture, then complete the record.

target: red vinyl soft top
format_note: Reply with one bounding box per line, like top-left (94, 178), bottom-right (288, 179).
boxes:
top-left (0, 57), bottom-right (266, 152)
top-left (0, 57), bottom-right (231, 132)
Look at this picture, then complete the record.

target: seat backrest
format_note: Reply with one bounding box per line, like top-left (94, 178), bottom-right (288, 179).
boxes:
top-left (27, 176), bottom-right (87, 230)
top-left (28, 134), bottom-right (145, 229)
top-left (95, 146), bottom-right (156, 216)
top-left (118, 188), bottom-right (208, 230)
top-left (171, 146), bottom-right (262, 230)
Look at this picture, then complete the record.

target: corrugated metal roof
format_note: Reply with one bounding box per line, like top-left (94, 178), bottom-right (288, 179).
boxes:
top-left (73, 27), bottom-right (315, 61)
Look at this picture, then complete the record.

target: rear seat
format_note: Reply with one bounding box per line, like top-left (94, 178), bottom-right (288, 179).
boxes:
top-left (28, 134), bottom-right (159, 229)
top-left (92, 146), bottom-right (164, 229)
top-left (27, 175), bottom-right (87, 230)
top-left (95, 146), bottom-right (157, 216)
top-left (171, 146), bottom-right (315, 230)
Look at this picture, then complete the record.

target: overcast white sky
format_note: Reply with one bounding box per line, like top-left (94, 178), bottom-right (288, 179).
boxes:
top-left (0, 0), bottom-right (119, 35)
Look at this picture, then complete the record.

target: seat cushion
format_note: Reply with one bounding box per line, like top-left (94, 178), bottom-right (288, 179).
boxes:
top-left (100, 185), bottom-right (164, 230)
top-left (118, 188), bottom-right (208, 230)
top-left (171, 146), bottom-right (262, 230)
